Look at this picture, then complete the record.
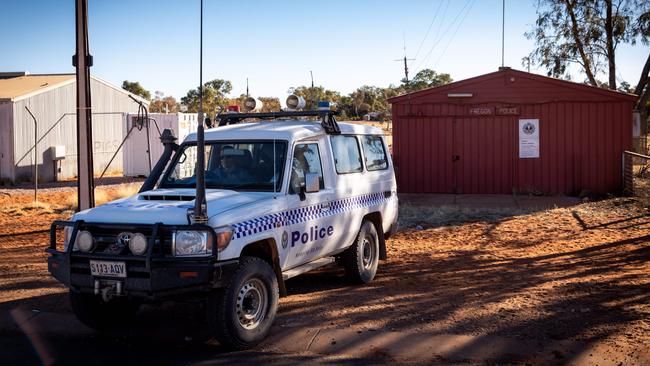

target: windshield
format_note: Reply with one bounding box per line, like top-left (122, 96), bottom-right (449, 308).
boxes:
top-left (161, 140), bottom-right (287, 192)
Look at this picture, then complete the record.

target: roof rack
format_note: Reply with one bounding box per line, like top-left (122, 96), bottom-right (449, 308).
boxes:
top-left (216, 110), bottom-right (341, 134)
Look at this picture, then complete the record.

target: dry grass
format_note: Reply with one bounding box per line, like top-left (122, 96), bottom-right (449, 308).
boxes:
top-left (62, 183), bottom-right (141, 210)
top-left (0, 201), bottom-right (55, 217)
top-left (0, 183), bottom-right (142, 218)
top-left (398, 202), bottom-right (531, 229)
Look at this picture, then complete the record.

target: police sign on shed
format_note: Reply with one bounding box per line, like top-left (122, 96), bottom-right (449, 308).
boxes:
top-left (519, 119), bottom-right (540, 158)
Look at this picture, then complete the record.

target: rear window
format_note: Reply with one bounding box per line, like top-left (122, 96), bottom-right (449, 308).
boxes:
top-left (361, 135), bottom-right (388, 171)
top-left (330, 135), bottom-right (363, 174)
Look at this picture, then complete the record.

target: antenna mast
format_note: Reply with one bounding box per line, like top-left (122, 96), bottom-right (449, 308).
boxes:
top-left (193, 0), bottom-right (207, 223)
top-left (394, 40), bottom-right (415, 84)
top-left (501, 0), bottom-right (505, 68)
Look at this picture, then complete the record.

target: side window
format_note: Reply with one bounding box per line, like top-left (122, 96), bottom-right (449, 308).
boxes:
top-left (361, 135), bottom-right (388, 171)
top-left (289, 143), bottom-right (324, 194)
top-left (330, 135), bottom-right (363, 174)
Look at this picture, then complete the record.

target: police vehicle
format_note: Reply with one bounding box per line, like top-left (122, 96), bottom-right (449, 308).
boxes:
top-left (46, 102), bottom-right (398, 349)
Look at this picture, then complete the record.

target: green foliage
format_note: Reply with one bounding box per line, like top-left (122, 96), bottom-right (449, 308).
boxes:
top-left (286, 85), bottom-right (342, 110)
top-left (341, 85), bottom-right (391, 120)
top-left (525, 0), bottom-right (649, 89)
top-left (258, 97), bottom-right (281, 112)
top-left (176, 68), bottom-right (453, 122)
top-left (228, 94), bottom-right (281, 113)
top-left (149, 91), bottom-right (180, 113)
top-left (181, 79), bottom-right (232, 117)
top-left (122, 80), bottom-right (151, 100)
top-left (284, 69), bottom-right (452, 121)
top-left (403, 69), bottom-right (453, 92)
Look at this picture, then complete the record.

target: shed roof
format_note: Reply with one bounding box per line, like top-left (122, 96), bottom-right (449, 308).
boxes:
top-left (388, 68), bottom-right (638, 104)
top-left (0, 74), bottom-right (74, 100)
top-left (0, 73), bottom-right (149, 104)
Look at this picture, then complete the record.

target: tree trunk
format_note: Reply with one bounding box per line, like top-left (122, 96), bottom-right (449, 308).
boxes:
top-left (638, 81), bottom-right (649, 136)
top-left (605, 0), bottom-right (616, 90)
top-left (634, 53), bottom-right (650, 98)
top-left (635, 55), bottom-right (650, 137)
top-left (564, 0), bottom-right (599, 86)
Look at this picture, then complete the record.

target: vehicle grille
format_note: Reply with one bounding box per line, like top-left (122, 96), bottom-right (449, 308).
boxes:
top-left (82, 226), bottom-right (172, 256)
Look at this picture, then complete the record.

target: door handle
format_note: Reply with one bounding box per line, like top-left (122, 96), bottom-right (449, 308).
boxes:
top-left (452, 155), bottom-right (460, 162)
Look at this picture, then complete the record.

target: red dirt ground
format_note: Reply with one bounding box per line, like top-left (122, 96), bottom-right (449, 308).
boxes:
top-left (1, 184), bottom-right (649, 364)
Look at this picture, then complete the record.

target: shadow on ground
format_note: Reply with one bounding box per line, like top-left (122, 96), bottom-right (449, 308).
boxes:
top-left (0, 197), bottom-right (648, 364)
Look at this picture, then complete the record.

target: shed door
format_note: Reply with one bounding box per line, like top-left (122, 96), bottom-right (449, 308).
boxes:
top-left (452, 116), bottom-right (515, 194)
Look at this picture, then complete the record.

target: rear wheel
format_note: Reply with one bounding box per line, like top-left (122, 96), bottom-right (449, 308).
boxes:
top-left (208, 256), bottom-right (279, 350)
top-left (69, 290), bottom-right (139, 331)
top-left (342, 221), bottom-right (379, 284)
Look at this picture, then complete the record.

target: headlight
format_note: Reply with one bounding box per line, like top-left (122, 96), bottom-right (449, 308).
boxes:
top-left (173, 231), bottom-right (211, 256)
top-left (129, 233), bottom-right (148, 255)
top-left (63, 226), bottom-right (79, 252)
top-left (77, 230), bottom-right (94, 252)
top-left (215, 226), bottom-right (234, 252)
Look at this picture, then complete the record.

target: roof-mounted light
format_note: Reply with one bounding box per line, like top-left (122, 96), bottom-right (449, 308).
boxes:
top-left (447, 93), bottom-right (473, 98)
top-left (286, 94), bottom-right (306, 110)
top-left (243, 97), bottom-right (263, 112)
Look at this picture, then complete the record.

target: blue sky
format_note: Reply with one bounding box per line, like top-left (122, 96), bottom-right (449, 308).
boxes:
top-left (2, 0), bottom-right (648, 102)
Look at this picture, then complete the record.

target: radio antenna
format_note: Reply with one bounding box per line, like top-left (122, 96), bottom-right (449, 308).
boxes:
top-left (193, 0), bottom-right (207, 223)
top-left (501, 0), bottom-right (505, 68)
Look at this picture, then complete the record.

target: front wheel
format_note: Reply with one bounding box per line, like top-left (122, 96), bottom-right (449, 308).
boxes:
top-left (342, 221), bottom-right (379, 284)
top-left (208, 256), bottom-right (279, 350)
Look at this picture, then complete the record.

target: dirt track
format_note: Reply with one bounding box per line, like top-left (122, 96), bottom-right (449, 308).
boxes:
top-left (1, 184), bottom-right (649, 364)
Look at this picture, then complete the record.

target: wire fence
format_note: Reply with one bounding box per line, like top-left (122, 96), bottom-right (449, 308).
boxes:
top-left (622, 150), bottom-right (650, 196)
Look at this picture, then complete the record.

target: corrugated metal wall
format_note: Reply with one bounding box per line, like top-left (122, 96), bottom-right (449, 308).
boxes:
top-left (391, 70), bottom-right (635, 195)
top-left (123, 113), bottom-right (198, 177)
top-left (123, 113), bottom-right (177, 177)
top-left (0, 101), bottom-right (14, 181)
top-left (10, 78), bottom-right (144, 182)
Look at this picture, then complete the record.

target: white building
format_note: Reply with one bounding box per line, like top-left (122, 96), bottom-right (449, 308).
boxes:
top-left (123, 112), bottom-right (198, 177)
top-left (0, 72), bottom-right (148, 182)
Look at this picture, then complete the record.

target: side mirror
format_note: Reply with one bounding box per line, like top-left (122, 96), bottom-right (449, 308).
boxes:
top-left (305, 173), bottom-right (320, 193)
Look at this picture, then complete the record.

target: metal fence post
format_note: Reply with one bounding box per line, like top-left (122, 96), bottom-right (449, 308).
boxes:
top-left (25, 106), bottom-right (38, 203)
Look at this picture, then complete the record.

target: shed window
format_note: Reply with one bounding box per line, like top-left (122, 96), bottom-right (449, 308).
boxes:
top-left (330, 135), bottom-right (363, 174)
top-left (361, 135), bottom-right (388, 171)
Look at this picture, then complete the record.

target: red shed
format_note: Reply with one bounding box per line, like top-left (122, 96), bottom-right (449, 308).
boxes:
top-left (388, 68), bottom-right (637, 195)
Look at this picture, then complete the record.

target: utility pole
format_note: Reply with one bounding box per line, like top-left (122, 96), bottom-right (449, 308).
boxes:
top-left (73, 0), bottom-right (94, 211)
top-left (394, 42), bottom-right (415, 84)
top-left (246, 77), bottom-right (249, 97)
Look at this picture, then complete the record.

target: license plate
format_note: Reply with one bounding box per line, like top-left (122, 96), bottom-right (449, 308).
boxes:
top-left (89, 260), bottom-right (126, 278)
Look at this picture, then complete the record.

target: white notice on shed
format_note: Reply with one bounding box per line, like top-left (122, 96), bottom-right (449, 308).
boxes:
top-left (519, 119), bottom-right (540, 158)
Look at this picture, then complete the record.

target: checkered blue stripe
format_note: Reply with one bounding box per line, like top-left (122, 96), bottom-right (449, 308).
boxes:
top-left (232, 192), bottom-right (391, 239)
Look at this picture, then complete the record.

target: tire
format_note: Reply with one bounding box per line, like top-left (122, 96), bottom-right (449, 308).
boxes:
top-left (342, 220), bottom-right (379, 284)
top-left (208, 256), bottom-right (279, 350)
top-left (69, 290), bottom-right (139, 332)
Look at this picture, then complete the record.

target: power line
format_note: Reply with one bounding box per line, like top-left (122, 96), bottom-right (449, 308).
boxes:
top-left (411, 0), bottom-right (450, 73)
top-left (413, 0), bottom-right (469, 74)
top-left (433, 0), bottom-right (476, 70)
top-left (413, 0), bottom-right (445, 61)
